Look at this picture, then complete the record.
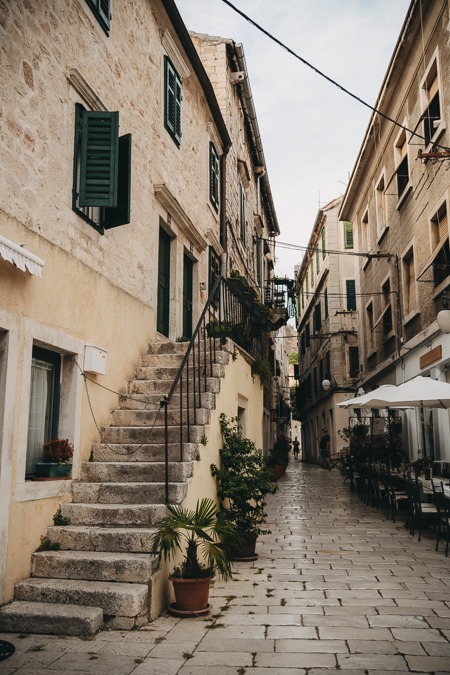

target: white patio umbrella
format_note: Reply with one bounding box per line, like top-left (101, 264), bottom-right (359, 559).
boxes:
top-left (336, 384), bottom-right (398, 409)
top-left (386, 376), bottom-right (450, 409)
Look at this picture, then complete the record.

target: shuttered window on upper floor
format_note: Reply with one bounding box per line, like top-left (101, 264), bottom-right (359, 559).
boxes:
top-left (164, 57), bottom-right (182, 146)
top-left (85, 0), bottom-right (111, 35)
top-left (209, 143), bottom-right (219, 210)
top-left (346, 279), bottom-right (356, 311)
top-left (343, 221), bottom-right (353, 249)
top-left (73, 104), bottom-right (132, 233)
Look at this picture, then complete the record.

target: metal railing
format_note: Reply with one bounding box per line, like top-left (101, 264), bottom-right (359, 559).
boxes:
top-left (160, 276), bottom-right (265, 502)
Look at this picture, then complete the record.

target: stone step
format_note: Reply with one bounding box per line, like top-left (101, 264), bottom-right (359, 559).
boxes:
top-left (140, 349), bottom-right (229, 368)
top-left (135, 363), bottom-right (225, 381)
top-left (80, 461), bottom-right (193, 483)
top-left (100, 424), bottom-right (205, 445)
top-left (130, 376), bottom-right (220, 396)
top-left (71, 481), bottom-right (188, 505)
top-left (14, 578), bottom-right (148, 621)
top-left (119, 391), bottom-right (216, 411)
top-left (31, 550), bottom-right (157, 583)
top-left (146, 340), bottom-right (187, 355)
top-left (109, 406), bottom-right (210, 427)
top-left (90, 442), bottom-right (199, 463)
top-left (0, 600), bottom-right (103, 636)
top-left (61, 502), bottom-right (166, 527)
top-left (47, 525), bottom-right (156, 552)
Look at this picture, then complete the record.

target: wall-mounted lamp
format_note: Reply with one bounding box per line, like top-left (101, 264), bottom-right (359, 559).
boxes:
top-left (322, 377), bottom-right (335, 392)
top-left (437, 293), bottom-right (450, 334)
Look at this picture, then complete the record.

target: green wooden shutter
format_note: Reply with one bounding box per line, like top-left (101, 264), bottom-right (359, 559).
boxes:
top-left (98, 0), bottom-right (110, 27)
top-left (346, 279), bottom-right (356, 310)
top-left (165, 57), bottom-right (182, 144)
top-left (321, 227), bottom-right (326, 259)
top-left (103, 134), bottom-right (132, 229)
top-left (343, 221), bottom-right (353, 249)
top-left (209, 143), bottom-right (219, 209)
top-left (79, 110), bottom-right (118, 207)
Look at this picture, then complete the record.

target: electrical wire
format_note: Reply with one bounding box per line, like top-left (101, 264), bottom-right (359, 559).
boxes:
top-left (219, 0), bottom-right (450, 153)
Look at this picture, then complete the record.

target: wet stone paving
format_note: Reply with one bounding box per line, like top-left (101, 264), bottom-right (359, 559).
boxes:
top-left (1, 460), bottom-right (450, 674)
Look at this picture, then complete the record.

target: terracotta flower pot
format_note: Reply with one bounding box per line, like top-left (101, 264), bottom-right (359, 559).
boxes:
top-left (169, 576), bottom-right (211, 612)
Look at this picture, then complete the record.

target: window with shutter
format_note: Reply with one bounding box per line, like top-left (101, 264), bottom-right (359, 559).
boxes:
top-left (85, 0), bottom-right (111, 35)
top-left (346, 279), bottom-right (356, 311)
top-left (321, 227), bottom-right (326, 259)
top-left (165, 57), bottom-right (182, 146)
top-left (239, 181), bottom-right (246, 244)
top-left (73, 104), bottom-right (132, 233)
top-left (343, 221), bottom-right (353, 249)
top-left (209, 143), bottom-right (219, 210)
top-left (394, 129), bottom-right (409, 199)
top-left (421, 58), bottom-right (441, 146)
top-left (348, 346), bottom-right (359, 379)
top-left (79, 110), bottom-right (119, 208)
top-left (430, 202), bottom-right (450, 288)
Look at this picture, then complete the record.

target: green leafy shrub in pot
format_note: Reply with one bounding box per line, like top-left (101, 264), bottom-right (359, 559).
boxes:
top-left (211, 414), bottom-right (277, 554)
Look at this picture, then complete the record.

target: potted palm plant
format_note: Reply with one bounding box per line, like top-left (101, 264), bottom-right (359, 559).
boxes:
top-left (150, 498), bottom-right (238, 616)
top-left (35, 438), bottom-right (74, 478)
top-left (211, 414), bottom-right (277, 560)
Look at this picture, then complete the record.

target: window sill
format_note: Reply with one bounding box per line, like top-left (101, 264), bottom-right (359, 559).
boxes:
top-left (383, 330), bottom-right (396, 341)
top-left (396, 183), bottom-right (412, 210)
top-left (376, 225), bottom-right (389, 245)
top-left (403, 308), bottom-right (420, 326)
top-left (16, 478), bottom-right (73, 502)
top-left (420, 125), bottom-right (446, 162)
top-left (367, 348), bottom-right (377, 360)
top-left (207, 200), bottom-right (219, 220)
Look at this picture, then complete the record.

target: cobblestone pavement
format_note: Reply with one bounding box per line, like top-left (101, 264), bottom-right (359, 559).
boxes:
top-left (1, 460), bottom-right (450, 674)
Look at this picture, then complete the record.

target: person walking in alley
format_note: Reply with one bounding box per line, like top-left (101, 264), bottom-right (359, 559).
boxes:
top-left (292, 436), bottom-right (300, 460)
top-left (319, 427), bottom-right (331, 469)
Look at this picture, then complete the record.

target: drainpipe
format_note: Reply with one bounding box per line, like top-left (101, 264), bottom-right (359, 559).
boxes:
top-left (220, 152), bottom-right (228, 255)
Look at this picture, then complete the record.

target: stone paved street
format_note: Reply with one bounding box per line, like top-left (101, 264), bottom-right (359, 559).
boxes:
top-left (1, 460), bottom-right (450, 674)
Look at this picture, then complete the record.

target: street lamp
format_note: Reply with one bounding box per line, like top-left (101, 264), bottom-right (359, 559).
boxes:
top-left (321, 377), bottom-right (335, 392)
top-left (437, 293), bottom-right (450, 334)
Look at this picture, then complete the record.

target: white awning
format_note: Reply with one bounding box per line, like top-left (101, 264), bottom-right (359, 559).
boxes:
top-left (0, 235), bottom-right (44, 276)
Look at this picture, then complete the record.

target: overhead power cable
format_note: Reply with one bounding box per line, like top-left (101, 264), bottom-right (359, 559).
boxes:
top-left (220, 0), bottom-right (450, 153)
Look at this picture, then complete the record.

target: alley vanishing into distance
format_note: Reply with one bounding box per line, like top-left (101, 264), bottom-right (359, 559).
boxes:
top-left (1, 459), bottom-right (450, 674)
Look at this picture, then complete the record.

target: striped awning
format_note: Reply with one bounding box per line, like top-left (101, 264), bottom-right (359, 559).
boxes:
top-left (0, 235), bottom-right (44, 276)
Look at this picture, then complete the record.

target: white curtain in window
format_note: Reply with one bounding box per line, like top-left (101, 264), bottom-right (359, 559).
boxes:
top-left (26, 359), bottom-right (52, 475)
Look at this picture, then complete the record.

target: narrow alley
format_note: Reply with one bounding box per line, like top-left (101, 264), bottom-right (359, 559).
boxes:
top-left (1, 460), bottom-right (450, 674)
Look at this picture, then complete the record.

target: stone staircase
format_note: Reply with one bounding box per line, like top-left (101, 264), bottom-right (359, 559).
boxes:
top-left (0, 337), bottom-right (229, 636)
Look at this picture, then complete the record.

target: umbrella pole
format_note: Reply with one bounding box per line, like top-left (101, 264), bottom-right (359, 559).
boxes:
top-left (420, 403), bottom-right (427, 461)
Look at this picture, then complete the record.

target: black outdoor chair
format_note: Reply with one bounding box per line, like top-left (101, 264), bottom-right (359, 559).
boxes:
top-left (432, 480), bottom-right (450, 557)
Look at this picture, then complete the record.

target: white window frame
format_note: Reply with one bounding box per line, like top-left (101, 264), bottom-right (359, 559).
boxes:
top-left (394, 123), bottom-right (411, 208)
top-left (375, 169), bottom-right (388, 241)
top-left (16, 321), bottom-right (83, 502)
top-left (419, 47), bottom-right (445, 149)
top-left (401, 242), bottom-right (419, 324)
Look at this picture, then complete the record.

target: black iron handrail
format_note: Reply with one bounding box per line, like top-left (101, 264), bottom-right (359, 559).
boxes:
top-left (160, 275), bottom-right (267, 503)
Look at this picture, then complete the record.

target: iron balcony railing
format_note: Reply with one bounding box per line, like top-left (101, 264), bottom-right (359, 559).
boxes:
top-left (160, 275), bottom-right (269, 503)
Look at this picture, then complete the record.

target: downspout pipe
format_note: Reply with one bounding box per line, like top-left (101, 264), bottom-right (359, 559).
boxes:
top-left (220, 151), bottom-right (228, 255)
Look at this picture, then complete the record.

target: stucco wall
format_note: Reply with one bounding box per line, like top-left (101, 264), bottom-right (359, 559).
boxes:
top-left (149, 341), bottom-right (264, 617)
top-left (0, 0), bottom-right (228, 602)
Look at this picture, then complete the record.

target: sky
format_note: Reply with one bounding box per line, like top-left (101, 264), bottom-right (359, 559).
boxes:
top-left (176, 0), bottom-right (411, 279)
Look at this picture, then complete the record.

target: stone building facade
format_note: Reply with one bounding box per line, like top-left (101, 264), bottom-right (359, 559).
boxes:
top-left (295, 198), bottom-right (360, 462)
top-left (339, 0), bottom-right (450, 464)
top-left (0, 0), bottom-right (280, 621)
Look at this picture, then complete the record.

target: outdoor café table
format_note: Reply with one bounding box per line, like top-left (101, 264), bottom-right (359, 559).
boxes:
top-left (419, 479), bottom-right (450, 500)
